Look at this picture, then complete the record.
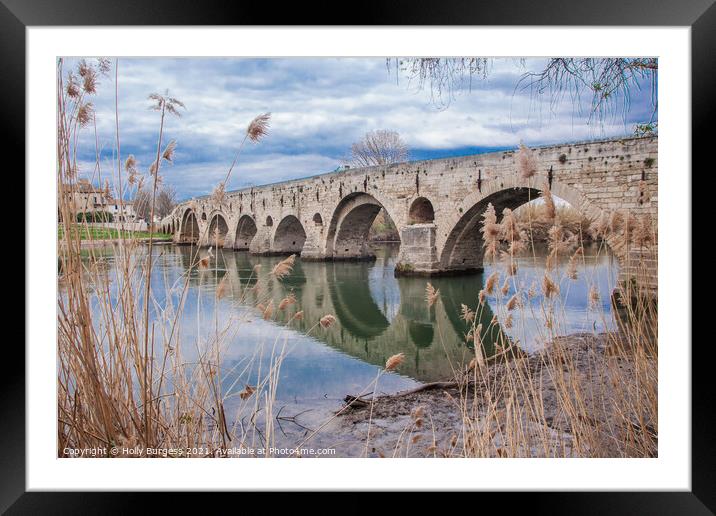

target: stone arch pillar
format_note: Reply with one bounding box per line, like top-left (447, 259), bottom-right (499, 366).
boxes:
top-left (249, 215), bottom-right (274, 255)
top-left (300, 211), bottom-right (327, 261)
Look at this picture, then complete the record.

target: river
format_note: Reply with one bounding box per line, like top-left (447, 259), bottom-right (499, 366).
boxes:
top-left (74, 241), bottom-right (618, 449)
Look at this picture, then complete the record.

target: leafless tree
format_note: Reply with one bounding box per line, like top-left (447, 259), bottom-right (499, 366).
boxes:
top-left (350, 129), bottom-right (409, 167)
top-left (155, 185), bottom-right (177, 218)
top-left (391, 58), bottom-right (658, 131)
top-left (134, 184), bottom-right (176, 221)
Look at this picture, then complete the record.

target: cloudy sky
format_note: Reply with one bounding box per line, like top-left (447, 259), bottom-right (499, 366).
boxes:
top-left (65, 58), bottom-right (656, 201)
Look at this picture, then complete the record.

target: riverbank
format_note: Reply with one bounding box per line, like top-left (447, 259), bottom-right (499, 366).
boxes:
top-left (58, 225), bottom-right (172, 242)
top-left (334, 332), bottom-right (655, 458)
top-left (74, 238), bottom-right (174, 248)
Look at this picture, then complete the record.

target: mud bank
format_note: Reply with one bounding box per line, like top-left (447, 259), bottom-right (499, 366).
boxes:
top-left (331, 332), bottom-right (655, 458)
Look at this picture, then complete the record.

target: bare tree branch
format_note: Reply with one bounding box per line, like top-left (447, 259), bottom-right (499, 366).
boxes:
top-left (350, 129), bottom-right (409, 167)
top-left (391, 58), bottom-right (658, 130)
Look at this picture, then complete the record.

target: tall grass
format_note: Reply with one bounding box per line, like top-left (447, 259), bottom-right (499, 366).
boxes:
top-left (398, 190), bottom-right (658, 458)
top-left (56, 58), bottom-right (325, 457)
top-left (513, 200), bottom-right (592, 243)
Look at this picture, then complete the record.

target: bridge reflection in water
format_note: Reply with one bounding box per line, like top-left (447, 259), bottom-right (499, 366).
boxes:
top-left (175, 244), bottom-right (491, 384)
top-left (165, 242), bottom-right (615, 401)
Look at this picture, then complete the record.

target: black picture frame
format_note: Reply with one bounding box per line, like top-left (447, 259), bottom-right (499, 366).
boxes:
top-left (6, 0), bottom-right (708, 512)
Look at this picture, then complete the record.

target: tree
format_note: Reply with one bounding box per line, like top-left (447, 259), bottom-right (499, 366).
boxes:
top-left (350, 129), bottom-right (409, 167)
top-left (155, 185), bottom-right (177, 219)
top-left (134, 184), bottom-right (176, 221)
top-left (391, 58), bottom-right (658, 131)
top-left (349, 130), bottom-right (408, 241)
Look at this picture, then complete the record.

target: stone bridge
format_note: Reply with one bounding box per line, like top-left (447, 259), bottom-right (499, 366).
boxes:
top-left (162, 136), bottom-right (657, 291)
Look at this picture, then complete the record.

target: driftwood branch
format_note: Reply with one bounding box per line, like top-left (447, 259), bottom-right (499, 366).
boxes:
top-left (389, 381), bottom-right (459, 398)
top-left (343, 381), bottom-right (459, 410)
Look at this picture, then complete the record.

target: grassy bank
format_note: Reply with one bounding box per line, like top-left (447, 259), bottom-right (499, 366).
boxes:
top-left (58, 225), bottom-right (172, 241)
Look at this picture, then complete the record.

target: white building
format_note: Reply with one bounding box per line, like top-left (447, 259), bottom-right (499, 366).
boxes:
top-left (67, 179), bottom-right (139, 222)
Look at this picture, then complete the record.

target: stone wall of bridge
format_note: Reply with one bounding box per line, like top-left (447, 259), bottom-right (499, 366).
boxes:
top-left (167, 136), bottom-right (658, 292)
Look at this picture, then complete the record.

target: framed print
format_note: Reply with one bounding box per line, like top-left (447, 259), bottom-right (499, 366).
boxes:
top-left (6, 0), bottom-right (710, 511)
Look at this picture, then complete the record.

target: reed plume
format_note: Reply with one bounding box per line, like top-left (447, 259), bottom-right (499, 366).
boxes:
top-left (527, 282), bottom-right (537, 299)
top-left (516, 143), bottom-right (537, 179)
top-left (239, 385), bottom-right (256, 400)
top-left (506, 293), bottom-right (521, 311)
top-left (385, 353), bottom-right (405, 371)
top-left (220, 113), bottom-right (272, 195)
top-left (567, 246), bottom-right (583, 280)
top-left (547, 222), bottom-right (577, 269)
top-left (460, 304), bottom-right (475, 323)
top-left (198, 247), bottom-right (213, 269)
top-left (500, 278), bottom-right (510, 296)
top-left (278, 293), bottom-right (297, 311)
top-left (481, 203), bottom-right (501, 263)
top-left (272, 254), bottom-right (296, 280)
top-left (502, 208), bottom-right (527, 256)
top-left (247, 113), bottom-right (271, 142)
top-left (609, 210), bottom-right (624, 234)
top-left (589, 211), bottom-right (610, 239)
top-left (77, 102), bottom-right (94, 127)
top-left (542, 273), bottom-right (560, 298)
top-left (425, 283), bottom-right (440, 307)
top-left (631, 213), bottom-right (654, 247)
top-left (541, 182), bottom-right (557, 221)
top-left (162, 139), bottom-right (177, 164)
top-left (320, 314), bottom-right (336, 328)
top-left (212, 182), bottom-right (226, 205)
top-left (80, 62), bottom-right (97, 94)
top-left (66, 73), bottom-right (80, 99)
top-left (485, 271), bottom-right (499, 295)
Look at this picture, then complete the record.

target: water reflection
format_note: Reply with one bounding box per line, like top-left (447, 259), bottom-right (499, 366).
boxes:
top-left (79, 241), bottom-right (617, 411)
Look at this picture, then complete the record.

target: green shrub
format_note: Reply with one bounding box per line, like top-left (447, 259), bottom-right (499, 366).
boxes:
top-left (76, 211), bottom-right (114, 223)
top-left (395, 262), bottom-right (414, 273)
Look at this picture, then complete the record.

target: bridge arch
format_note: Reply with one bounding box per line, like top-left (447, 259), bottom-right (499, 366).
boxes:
top-left (408, 196), bottom-right (435, 224)
top-left (439, 179), bottom-right (607, 273)
top-left (327, 261), bottom-right (390, 339)
top-left (178, 208), bottom-right (200, 244)
top-left (207, 211), bottom-right (229, 247)
top-left (273, 215), bottom-right (307, 255)
top-left (234, 214), bottom-right (257, 250)
top-left (325, 192), bottom-right (400, 260)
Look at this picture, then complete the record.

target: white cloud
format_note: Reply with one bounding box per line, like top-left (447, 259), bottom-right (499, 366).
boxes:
top-left (62, 57), bottom-right (655, 200)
